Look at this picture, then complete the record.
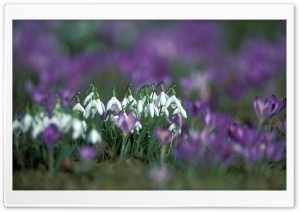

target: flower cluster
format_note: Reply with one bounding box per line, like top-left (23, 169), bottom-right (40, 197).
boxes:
top-left (174, 94), bottom-right (286, 166)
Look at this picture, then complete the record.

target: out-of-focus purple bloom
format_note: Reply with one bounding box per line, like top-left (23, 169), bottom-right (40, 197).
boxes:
top-left (43, 124), bottom-right (60, 148)
top-left (183, 96), bottom-right (209, 117)
top-left (155, 127), bottom-right (172, 146)
top-left (78, 145), bottom-right (99, 163)
top-left (254, 95), bottom-right (286, 123)
top-left (208, 136), bottom-right (235, 165)
top-left (264, 138), bottom-right (286, 161)
top-left (114, 113), bottom-right (137, 134)
top-left (239, 39), bottom-right (285, 86)
top-left (277, 119), bottom-right (286, 134)
top-left (174, 139), bottom-right (203, 163)
top-left (180, 72), bottom-right (211, 100)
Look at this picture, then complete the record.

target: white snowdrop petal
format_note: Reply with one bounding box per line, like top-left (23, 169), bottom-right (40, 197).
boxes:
top-left (106, 98), bottom-right (114, 111)
top-left (149, 103), bottom-right (154, 118)
top-left (84, 92), bottom-right (94, 106)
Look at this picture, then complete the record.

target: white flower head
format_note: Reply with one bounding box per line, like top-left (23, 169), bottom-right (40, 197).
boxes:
top-left (137, 99), bottom-right (144, 115)
top-left (72, 119), bottom-right (86, 140)
top-left (83, 91), bottom-right (94, 106)
top-left (88, 128), bottom-right (102, 144)
top-left (84, 100), bottom-right (97, 119)
top-left (13, 120), bottom-right (21, 133)
top-left (106, 86), bottom-right (122, 111)
top-left (165, 89), bottom-right (182, 109)
top-left (73, 97), bottom-right (85, 114)
top-left (21, 114), bottom-right (33, 133)
top-left (169, 123), bottom-right (181, 134)
top-left (155, 85), bottom-right (169, 107)
top-left (145, 101), bottom-right (159, 118)
top-left (172, 106), bottom-right (187, 119)
top-left (131, 121), bottom-right (142, 133)
top-left (121, 96), bottom-right (128, 108)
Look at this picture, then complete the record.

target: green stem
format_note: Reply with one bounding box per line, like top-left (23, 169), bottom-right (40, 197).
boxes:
top-left (268, 119), bottom-right (273, 133)
top-left (48, 148), bottom-right (54, 177)
top-left (120, 134), bottom-right (127, 160)
top-left (256, 122), bottom-right (263, 134)
top-left (161, 146), bottom-right (166, 165)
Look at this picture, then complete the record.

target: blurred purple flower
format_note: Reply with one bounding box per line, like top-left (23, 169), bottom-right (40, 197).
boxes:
top-left (78, 145), bottom-right (99, 163)
top-left (183, 96), bottom-right (209, 117)
top-left (155, 127), bottom-right (172, 146)
top-left (239, 39), bottom-right (285, 86)
top-left (43, 124), bottom-right (60, 148)
top-left (277, 119), bottom-right (286, 134)
top-left (114, 113), bottom-right (137, 134)
top-left (254, 95), bottom-right (286, 123)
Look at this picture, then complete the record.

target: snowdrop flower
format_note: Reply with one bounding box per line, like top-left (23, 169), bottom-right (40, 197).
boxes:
top-left (13, 120), bottom-right (21, 133)
top-left (73, 97), bottom-right (85, 114)
top-left (145, 100), bottom-right (159, 118)
top-left (85, 92), bottom-right (105, 119)
top-left (126, 89), bottom-right (137, 108)
top-left (21, 114), bottom-right (33, 133)
top-left (52, 113), bottom-right (73, 133)
top-left (95, 92), bottom-right (105, 115)
top-left (31, 119), bottom-right (43, 139)
top-left (72, 119), bottom-right (86, 140)
top-left (160, 106), bottom-right (169, 117)
top-left (132, 121), bottom-right (142, 133)
top-left (88, 128), bottom-right (102, 144)
top-left (169, 123), bottom-right (181, 134)
top-left (136, 94), bottom-right (144, 115)
top-left (107, 86), bottom-right (122, 111)
top-left (121, 95), bottom-right (128, 108)
top-left (83, 91), bottom-right (94, 106)
top-left (172, 106), bottom-right (187, 118)
top-left (155, 85), bottom-right (169, 107)
top-left (165, 89), bottom-right (182, 109)
top-left (85, 99), bottom-right (97, 118)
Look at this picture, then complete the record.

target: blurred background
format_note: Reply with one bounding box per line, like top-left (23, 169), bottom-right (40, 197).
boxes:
top-left (13, 20), bottom-right (286, 123)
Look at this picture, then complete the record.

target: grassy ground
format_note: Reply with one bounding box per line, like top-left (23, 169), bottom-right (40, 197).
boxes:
top-left (13, 159), bottom-right (286, 190)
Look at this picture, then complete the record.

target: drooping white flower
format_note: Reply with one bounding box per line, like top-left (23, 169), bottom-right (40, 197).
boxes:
top-left (21, 114), bottom-right (33, 133)
top-left (131, 121), bottom-right (142, 133)
top-left (83, 92), bottom-right (94, 106)
top-left (169, 123), bottom-right (181, 134)
top-left (31, 119), bottom-right (43, 139)
top-left (160, 106), bottom-right (169, 117)
top-left (88, 129), bottom-right (102, 144)
top-left (127, 94), bottom-right (137, 107)
top-left (73, 102), bottom-right (85, 114)
top-left (137, 100), bottom-right (144, 115)
top-left (121, 96), bottom-right (128, 108)
top-left (155, 91), bottom-right (169, 107)
top-left (165, 89), bottom-right (182, 109)
top-left (172, 106), bottom-right (187, 118)
top-left (85, 100), bottom-right (97, 119)
top-left (107, 96), bottom-right (122, 111)
top-left (145, 102), bottom-right (159, 118)
top-left (96, 99), bottom-right (105, 115)
top-left (72, 119), bottom-right (86, 140)
top-left (52, 113), bottom-right (73, 133)
top-left (13, 120), bottom-right (20, 133)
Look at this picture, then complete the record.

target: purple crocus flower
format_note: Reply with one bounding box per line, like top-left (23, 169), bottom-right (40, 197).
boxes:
top-left (114, 113), bottom-right (137, 134)
top-left (78, 145), bottom-right (99, 163)
top-left (155, 127), bottom-right (172, 146)
top-left (183, 97), bottom-right (210, 117)
top-left (254, 95), bottom-right (286, 123)
top-left (264, 138), bottom-right (286, 161)
top-left (43, 124), bottom-right (60, 148)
